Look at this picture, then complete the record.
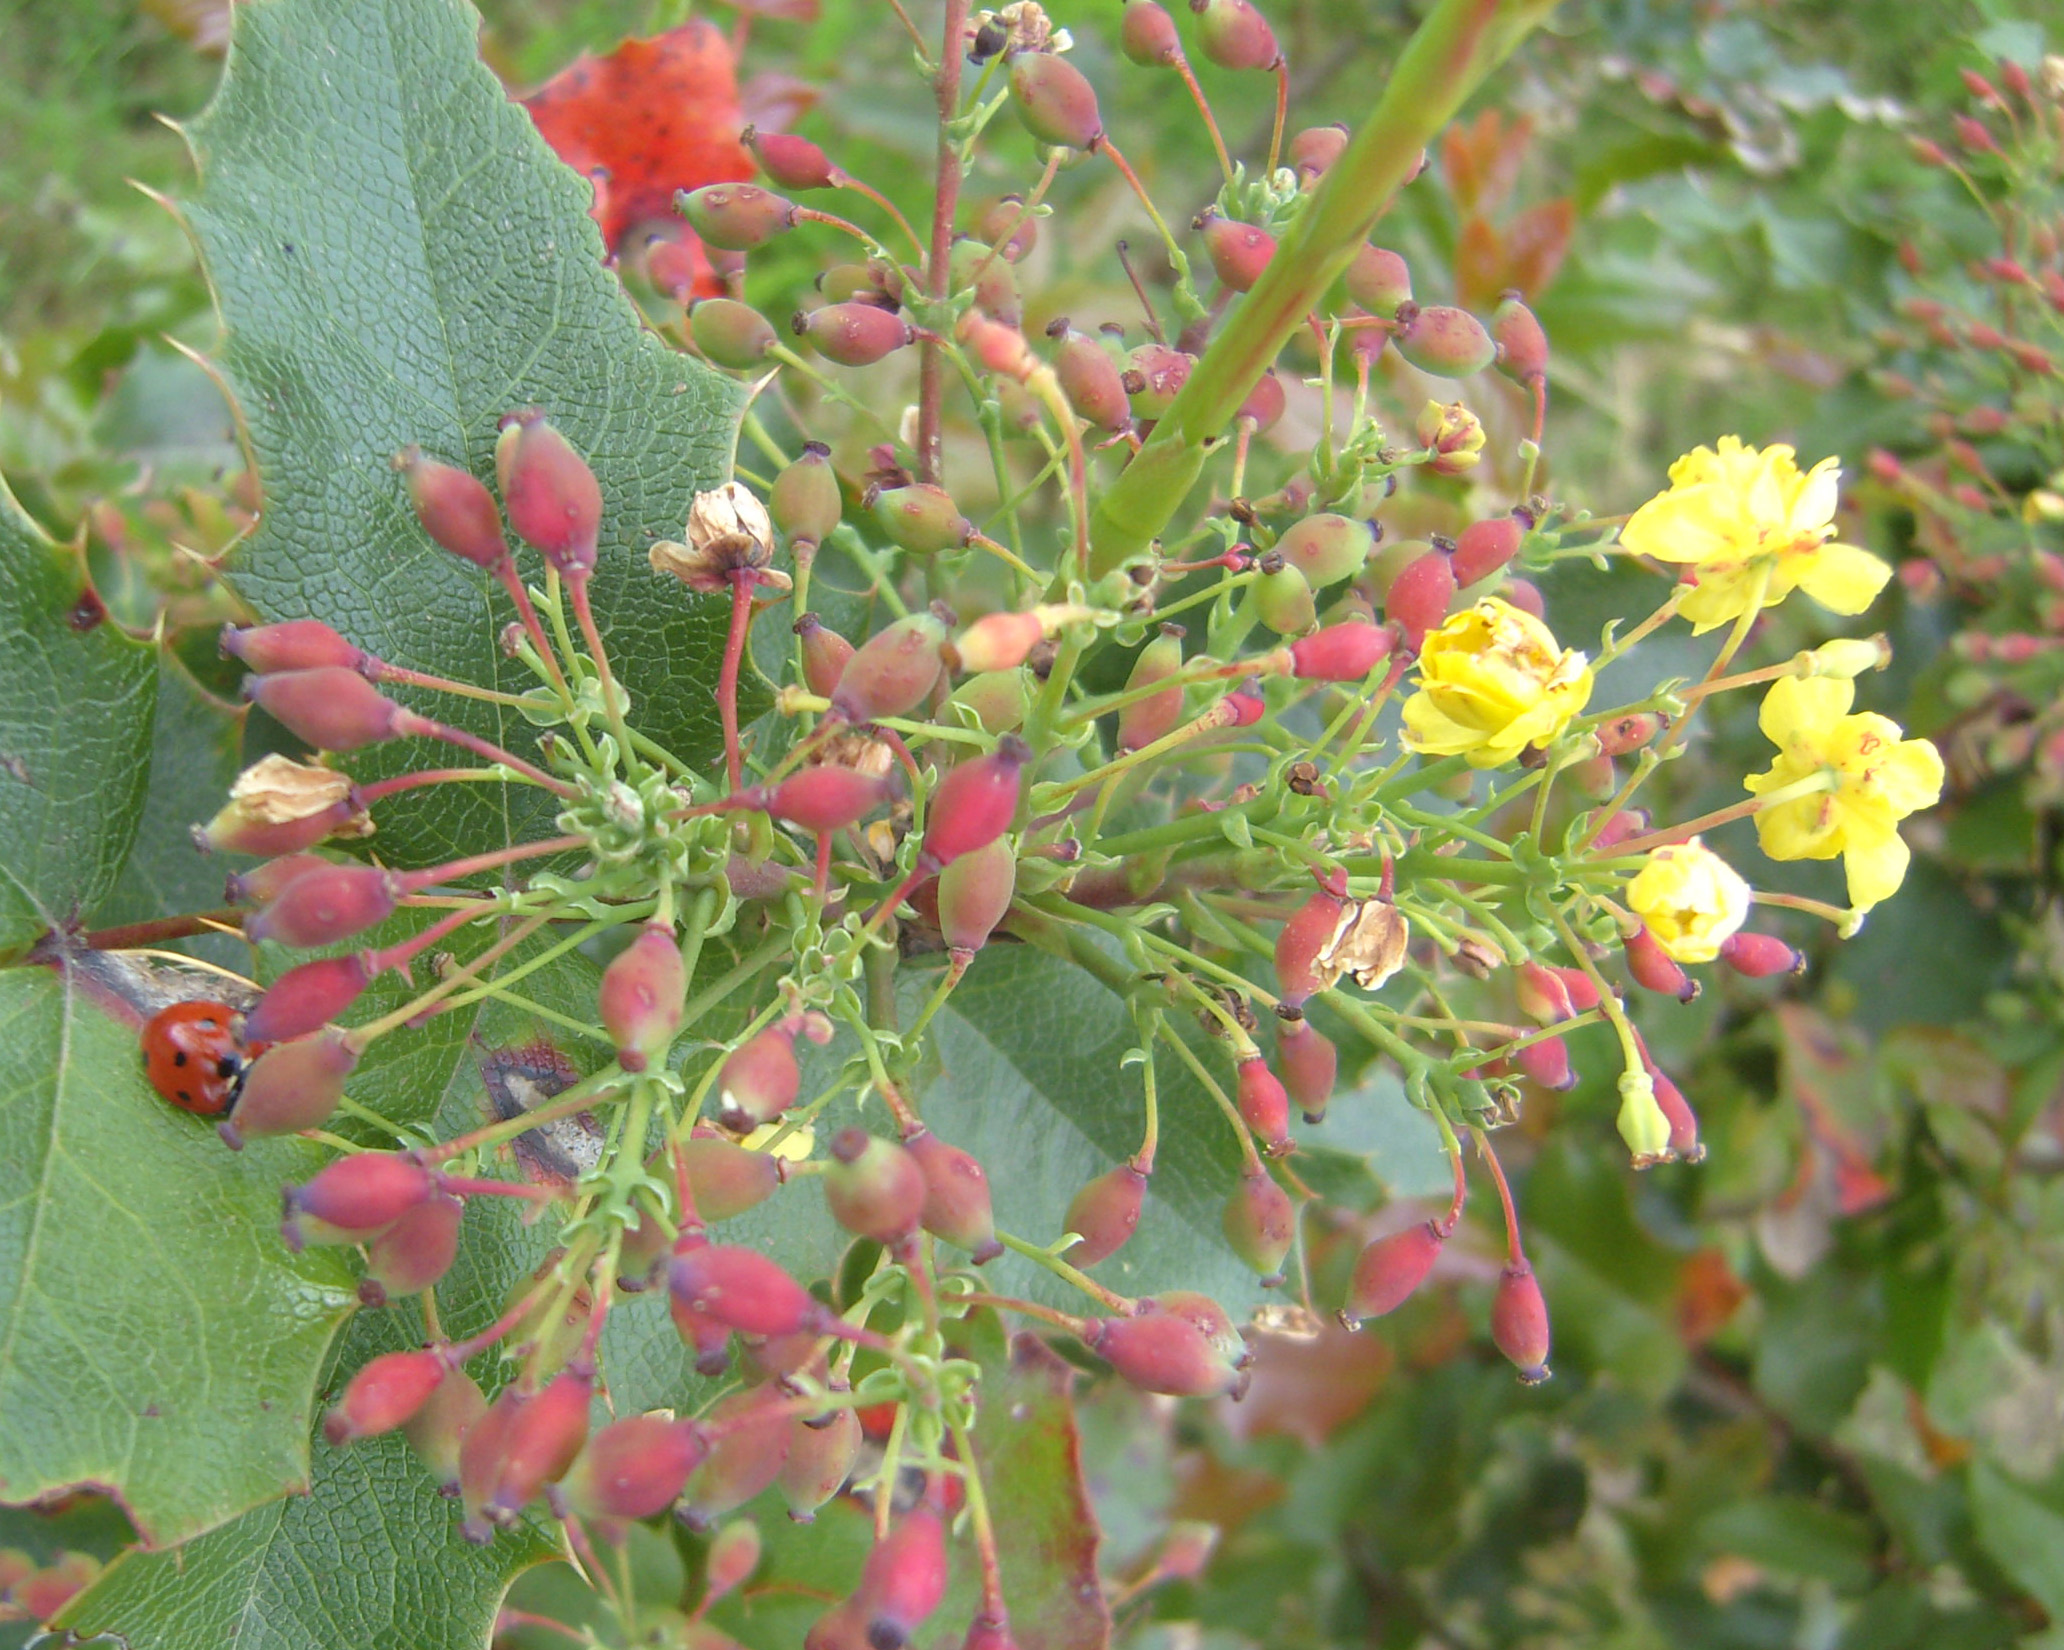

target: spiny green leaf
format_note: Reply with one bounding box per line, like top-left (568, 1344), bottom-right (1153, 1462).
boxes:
top-left (0, 480), bottom-right (156, 960)
top-left (177, 0), bottom-right (755, 872)
top-left (0, 967), bottom-right (354, 1546)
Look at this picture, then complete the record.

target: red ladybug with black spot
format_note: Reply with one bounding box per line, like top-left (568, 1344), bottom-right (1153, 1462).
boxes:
top-left (141, 1000), bottom-right (269, 1117)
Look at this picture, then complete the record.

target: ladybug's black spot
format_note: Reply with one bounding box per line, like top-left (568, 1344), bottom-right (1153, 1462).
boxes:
top-left (217, 1057), bottom-right (239, 1079)
top-left (172, 1050), bottom-right (189, 1067)
top-left (176, 1090), bottom-right (193, 1105)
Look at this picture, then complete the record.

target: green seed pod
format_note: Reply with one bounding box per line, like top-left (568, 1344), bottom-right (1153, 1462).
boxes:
top-left (1273, 512), bottom-right (1373, 588)
top-left (1252, 556), bottom-right (1316, 636)
top-left (1116, 624), bottom-right (1188, 751)
top-left (869, 483), bottom-right (972, 555)
top-left (825, 1128), bottom-right (927, 1246)
top-left (1394, 303), bottom-right (1496, 378)
top-left (691, 299), bottom-right (778, 369)
top-left (936, 835), bottom-right (1017, 953)
top-left (1222, 1166), bottom-right (1295, 1285)
top-left (949, 668), bottom-right (1032, 734)
top-left (677, 183), bottom-right (799, 251)
top-left (950, 237), bottom-right (1023, 325)
top-left (1343, 245), bottom-right (1412, 317)
top-left (1009, 52), bottom-right (1105, 150)
top-left (770, 442), bottom-right (842, 547)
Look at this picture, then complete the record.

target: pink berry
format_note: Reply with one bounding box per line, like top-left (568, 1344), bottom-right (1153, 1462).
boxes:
top-left (221, 619), bottom-right (365, 674)
top-left (906, 1129), bottom-right (1002, 1261)
top-left (1008, 52), bottom-right (1104, 149)
top-left (1065, 1163), bottom-right (1147, 1265)
top-left (1087, 1309), bottom-right (1246, 1398)
top-left (1490, 1262), bottom-right (1551, 1383)
top-left (1394, 303), bottom-right (1497, 378)
top-left (244, 952), bottom-right (375, 1045)
top-left (220, 1028), bottom-right (359, 1148)
top-left (1189, 0), bottom-right (1280, 70)
top-left (598, 924), bottom-right (685, 1073)
top-left (324, 1348), bottom-right (446, 1444)
top-left (495, 409), bottom-right (601, 577)
top-left (670, 1241), bottom-right (827, 1338)
top-left (397, 447), bottom-right (507, 569)
top-left (1120, 0), bottom-right (1182, 65)
top-left (795, 612), bottom-right (856, 697)
top-left (857, 1504), bottom-right (949, 1649)
top-left (750, 766), bottom-right (896, 834)
top-left (678, 183), bottom-right (799, 250)
top-left (830, 609), bottom-right (948, 722)
top-left (744, 125), bottom-right (835, 190)
top-left (1235, 1055), bottom-right (1292, 1155)
top-left (245, 862), bottom-right (399, 949)
top-left (284, 1152), bottom-right (433, 1247)
top-left (1513, 1032), bottom-right (1575, 1091)
top-left (1050, 326), bottom-right (1132, 431)
top-left (1718, 931), bottom-right (1804, 978)
top-left (244, 668), bottom-right (403, 750)
top-left (1343, 1222), bottom-right (1444, 1324)
top-left (1344, 244), bottom-right (1412, 317)
top-left (1450, 515), bottom-right (1524, 586)
top-left (1289, 620), bottom-right (1396, 682)
top-left (558, 1413), bottom-right (707, 1523)
top-left (794, 303), bottom-right (917, 368)
top-left (1275, 1013), bottom-right (1337, 1122)
top-left (825, 1128), bottom-right (927, 1246)
top-left (681, 1132), bottom-right (784, 1223)
top-left (1492, 291), bottom-right (1549, 383)
top-left (919, 735), bottom-right (1029, 869)
top-left (1624, 926), bottom-right (1697, 1002)
top-left (1222, 1165), bottom-right (1295, 1284)
top-left (936, 836), bottom-right (1016, 954)
top-left (1196, 210), bottom-right (1275, 293)
top-left (359, 1192), bottom-right (463, 1306)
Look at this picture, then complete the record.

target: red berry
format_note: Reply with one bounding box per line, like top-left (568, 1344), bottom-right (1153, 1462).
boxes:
top-left (1450, 515), bottom-right (1523, 587)
top-left (1719, 931), bottom-right (1804, 978)
top-left (1222, 1166), bottom-right (1295, 1284)
top-left (558, 1413), bottom-right (707, 1523)
top-left (1343, 1222), bottom-right (1444, 1323)
top-left (360, 1192), bottom-right (463, 1305)
top-left (1196, 210), bottom-right (1275, 293)
top-left (598, 923), bottom-right (685, 1073)
top-left (141, 1000), bottom-right (252, 1119)
top-left (670, 1241), bottom-right (828, 1338)
top-left (1513, 1032), bottom-right (1575, 1091)
top-left (398, 447), bottom-right (508, 569)
top-left (678, 182), bottom-right (799, 250)
top-left (918, 735), bottom-right (1029, 869)
top-left (243, 952), bottom-right (374, 1045)
top-left (858, 1504), bottom-right (949, 1649)
top-left (1120, 0), bottom-right (1182, 65)
top-left (1065, 1163), bottom-right (1147, 1265)
top-left (750, 766), bottom-right (897, 833)
top-left (906, 1129), bottom-right (1002, 1261)
top-left (495, 410), bottom-right (601, 577)
top-left (825, 1128), bottom-right (927, 1246)
top-left (221, 619), bottom-right (365, 674)
top-left (1516, 962), bottom-right (1579, 1025)
top-left (1490, 1262), bottom-right (1551, 1383)
top-left (1087, 1309), bottom-right (1246, 1398)
top-left (487, 1366), bottom-right (593, 1522)
top-left (224, 851), bottom-right (332, 907)
top-left (1274, 873), bottom-right (1347, 1009)
top-left (244, 668), bottom-right (403, 750)
top-left (744, 125), bottom-right (835, 190)
top-left (1594, 713), bottom-right (1661, 758)
top-left (794, 303), bottom-right (917, 368)
top-left (679, 1385), bottom-right (795, 1527)
top-left (1189, 0), bottom-right (1280, 70)
top-left (283, 1152), bottom-right (434, 1247)
top-left (1275, 1014), bottom-right (1337, 1122)
top-left (830, 610), bottom-right (948, 722)
top-left (1288, 620), bottom-right (1396, 682)
top-left (1385, 546), bottom-right (1457, 650)
top-left (1650, 1067), bottom-right (1702, 1162)
top-left (1008, 52), bottom-right (1104, 149)
top-left (1235, 1055), bottom-right (1292, 1155)
top-left (324, 1348), bottom-right (446, 1445)
top-left (219, 1026), bottom-right (359, 1147)
top-left (1492, 292), bottom-right (1548, 383)
top-left (1625, 926), bottom-right (1697, 1002)
top-left (245, 862), bottom-right (400, 949)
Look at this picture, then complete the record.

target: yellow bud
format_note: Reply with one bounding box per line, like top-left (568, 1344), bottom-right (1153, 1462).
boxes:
top-left (1616, 1069), bottom-right (1672, 1166)
top-left (1800, 636), bottom-right (1890, 678)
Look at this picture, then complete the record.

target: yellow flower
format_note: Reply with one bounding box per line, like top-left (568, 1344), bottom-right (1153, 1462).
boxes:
top-left (1743, 675), bottom-right (1945, 911)
top-left (1625, 838), bottom-right (1751, 964)
top-left (1620, 437), bottom-right (1892, 634)
top-left (1401, 598), bottom-right (1593, 768)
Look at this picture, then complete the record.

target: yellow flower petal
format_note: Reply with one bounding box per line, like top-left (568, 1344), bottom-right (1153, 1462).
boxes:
top-left (1756, 674), bottom-right (1853, 748)
top-left (1795, 542), bottom-right (1893, 615)
top-left (1842, 826), bottom-right (1911, 911)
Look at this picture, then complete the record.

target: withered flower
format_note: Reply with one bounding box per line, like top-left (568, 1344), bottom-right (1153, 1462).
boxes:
top-left (649, 483), bottom-right (788, 595)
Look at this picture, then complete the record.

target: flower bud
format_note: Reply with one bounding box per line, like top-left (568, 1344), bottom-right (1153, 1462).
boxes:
top-left (1417, 399), bottom-right (1485, 475)
top-left (796, 612), bottom-right (856, 697)
top-left (1008, 52), bottom-right (1104, 149)
top-left (1196, 210), bottom-right (1274, 292)
top-left (1624, 925), bottom-right (1697, 1002)
top-left (780, 1401), bottom-right (861, 1521)
top-left (1394, 303), bottom-right (1496, 378)
top-left (1087, 1310), bottom-right (1246, 1398)
top-left (397, 447), bottom-right (508, 569)
top-left (1513, 1032), bottom-right (1575, 1091)
top-left (599, 924), bottom-right (685, 1073)
top-left (1290, 122), bottom-right (1349, 180)
top-left (678, 183), bottom-right (799, 250)
top-left (682, 1133), bottom-right (785, 1222)
top-left (679, 1386), bottom-right (794, 1526)
top-left (772, 442), bottom-right (843, 547)
top-left (222, 619), bottom-right (365, 675)
top-left (794, 303), bottom-right (917, 368)
top-left (906, 1128), bottom-right (1002, 1260)
top-left (1275, 1014), bottom-right (1337, 1122)
top-left (1065, 1163), bottom-right (1147, 1265)
top-left (752, 765), bottom-right (897, 833)
top-left (559, 1413), bottom-right (707, 1523)
top-left (1223, 1166), bottom-right (1294, 1284)
top-left (1343, 1222), bottom-right (1444, 1324)
top-left (1803, 636), bottom-right (1890, 679)
top-left (1450, 514), bottom-right (1524, 586)
top-left (1490, 1262), bottom-right (1551, 1382)
top-left (1274, 513), bottom-right (1372, 588)
top-left (745, 125), bottom-right (835, 190)
top-left (670, 1241), bottom-right (828, 1338)
top-left (323, 1348), bottom-right (446, 1444)
top-left (403, 1365), bottom-right (485, 1491)
top-left (1117, 624), bottom-right (1188, 751)
top-left (245, 668), bottom-right (404, 751)
top-left (1123, 344), bottom-right (1195, 419)
top-left (1051, 329), bottom-right (1132, 431)
top-left (1289, 619), bottom-right (1396, 681)
top-left (1384, 545), bottom-right (1456, 650)
top-left (937, 836), bottom-right (1016, 954)
top-left (826, 1128), bottom-right (927, 1245)
top-left (691, 298), bottom-right (779, 369)
top-left (869, 482), bottom-right (971, 553)
top-left (1189, 0), bottom-right (1280, 70)
top-left (1615, 1068), bottom-right (1672, 1165)
top-left (830, 610), bottom-right (948, 722)
top-left (716, 1022), bottom-right (804, 1131)
top-left (220, 1027), bottom-right (360, 1148)
top-left (245, 862), bottom-right (400, 949)
top-left (1253, 557), bottom-right (1316, 635)
top-left (920, 735), bottom-right (1029, 868)
top-left (1718, 930), bottom-right (1804, 978)
top-left (858, 1505), bottom-right (949, 1650)
top-left (1344, 245), bottom-right (1412, 317)
top-left (1121, 0), bottom-right (1182, 64)
top-left (495, 410), bottom-right (601, 576)
top-left (1234, 1056), bottom-right (1292, 1155)
top-left (244, 952), bottom-right (375, 1045)
top-left (1491, 292), bottom-right (1549, 383)
top-left (360, 1192), bottom-right (463, 1305)
top-left (283, 1152), bottom-right (433, 1247)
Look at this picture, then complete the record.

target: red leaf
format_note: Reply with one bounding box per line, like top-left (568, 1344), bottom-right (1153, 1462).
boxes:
top-left (521, 21), bottom-right (753, 292)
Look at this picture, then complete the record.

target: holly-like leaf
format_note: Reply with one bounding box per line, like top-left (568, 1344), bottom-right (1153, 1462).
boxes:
top-left (53, 1313), bottom-right (556, 1650)
top-left (918, 944), bottom-right (1273, 1313)
top-left (0, 967), bottom-right (355, 1546)
top-left (0, 481), bottom-right (157, 960)
top-left (178, 0), bottom-right (754, 871)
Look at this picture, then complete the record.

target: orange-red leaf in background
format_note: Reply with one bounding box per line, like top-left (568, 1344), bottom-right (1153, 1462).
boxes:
top-left (521, 21), bottom-right (753, 297)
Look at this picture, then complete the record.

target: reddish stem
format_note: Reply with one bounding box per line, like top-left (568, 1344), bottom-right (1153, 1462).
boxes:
top-left (436, 1175), bottom-right (562, 1203)
top-left (1475, 1132), bottom-right (1524, 1267)
top-left (916, 0), bottom-right (972, 485)
top-left (399, 834), bottom-right (584, 893)
top-left (495, 563), bottom-right (569, 695)
top-left (392, 709), bottom-right (574, 795)
top-left (80, 908), bottom-right (241, 950)
top-left (357, 767), bottom-right (506, 804)
top-left (718, 571), bottom-right (756, 792)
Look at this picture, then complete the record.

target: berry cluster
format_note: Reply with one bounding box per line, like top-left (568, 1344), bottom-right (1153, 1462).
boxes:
top-left (150, 2), bottom-right (1940, 1637)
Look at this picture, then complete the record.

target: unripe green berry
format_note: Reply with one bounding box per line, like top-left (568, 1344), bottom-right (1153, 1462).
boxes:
top-left (691, 298), bottom-right (778, 369)
top-left (677, 183), bottom-right (799, 251)
top-left (770, 441), bottom-right (842, 546)
top-left (1394, 303), bottom-right (1496, 378)
top-left (1343, 245), bottom-right (1412, 317)
top-left (1116, 624), bottom-right (1187, 751)
top-left (1123, 344), bottom-right (1195, 419)
top-left (950, 236), bottom-right (1023, 325)
top-left (1008, 52), bottom-right (1105, 150)
top-left (1252, 556), bottom-right (1316, 635)
top-left (869, 483), bottom-right (972, 554)
top-left (1274, 512), bottom-right (1372, 588)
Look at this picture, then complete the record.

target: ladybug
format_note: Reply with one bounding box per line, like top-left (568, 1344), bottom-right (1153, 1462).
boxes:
top-left (141, 1000), bottom-right (267, 1117)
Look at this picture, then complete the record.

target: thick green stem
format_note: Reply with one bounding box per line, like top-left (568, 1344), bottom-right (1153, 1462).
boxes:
top-left (1083, 0), bottom-right (1557, 577)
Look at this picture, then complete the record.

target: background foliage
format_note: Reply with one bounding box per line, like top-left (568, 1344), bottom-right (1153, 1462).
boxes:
top-left (1, 0), bottom-right (2060, 1646)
